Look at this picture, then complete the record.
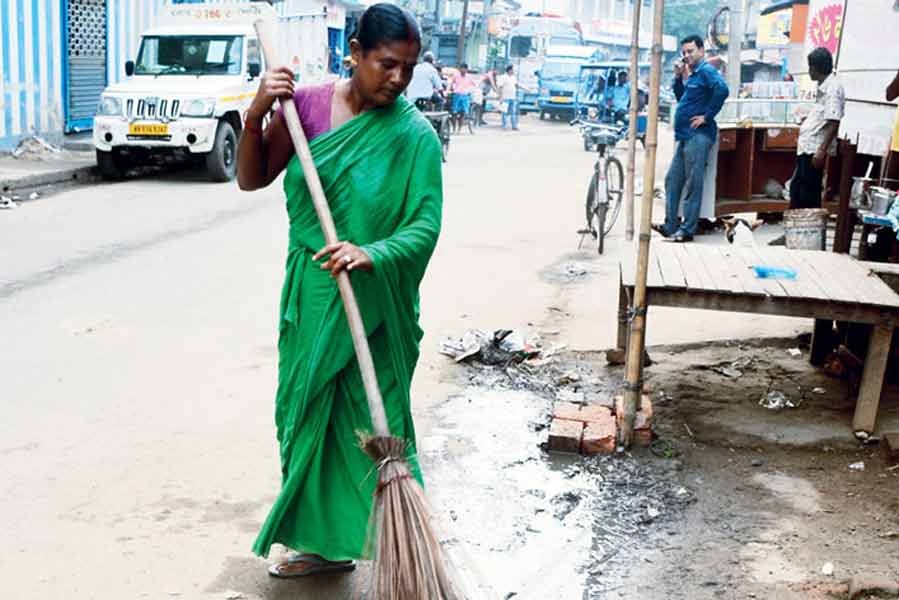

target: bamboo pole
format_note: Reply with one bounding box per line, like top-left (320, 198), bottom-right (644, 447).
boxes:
top-left (624, 0), bottom-right (642, 242)
top-left (620, 0), bottom-right (664, 448)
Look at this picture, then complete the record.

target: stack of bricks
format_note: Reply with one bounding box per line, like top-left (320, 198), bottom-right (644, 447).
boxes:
top-left (547, 394), bottom-right (653, 455)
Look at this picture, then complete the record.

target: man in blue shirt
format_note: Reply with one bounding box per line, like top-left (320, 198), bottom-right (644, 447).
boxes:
top-left (653, 35), bottom-right (729, 242)
top-left (608, 71), bottom-right (631, 122)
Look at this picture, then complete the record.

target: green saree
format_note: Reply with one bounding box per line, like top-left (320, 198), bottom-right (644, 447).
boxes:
top-left (252, 96), bottom-right (443, 561)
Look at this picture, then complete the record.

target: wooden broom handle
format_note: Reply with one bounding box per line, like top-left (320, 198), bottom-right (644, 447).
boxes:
top-left (253, 19), bottom-right (391, 438)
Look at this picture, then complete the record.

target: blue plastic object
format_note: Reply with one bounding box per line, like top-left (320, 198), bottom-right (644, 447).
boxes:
top-left (752, 265), bottom-right (797, 280)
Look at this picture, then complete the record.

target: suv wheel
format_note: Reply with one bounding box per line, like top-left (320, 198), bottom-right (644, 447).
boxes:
top-left (206, 121), bottom-right (237, 182)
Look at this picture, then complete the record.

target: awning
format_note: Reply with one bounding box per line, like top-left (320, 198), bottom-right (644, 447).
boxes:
top-left (760, 0), bottom-right (809, 17)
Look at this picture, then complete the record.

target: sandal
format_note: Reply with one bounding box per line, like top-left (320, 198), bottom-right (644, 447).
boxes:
top-left (268, 553), bottom-right (356, 579)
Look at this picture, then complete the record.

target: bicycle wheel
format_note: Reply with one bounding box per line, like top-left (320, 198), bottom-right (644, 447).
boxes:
top-left (603, 156), bottom-right (624, 235)
top-left (584, 167), bottom-right (605, 230)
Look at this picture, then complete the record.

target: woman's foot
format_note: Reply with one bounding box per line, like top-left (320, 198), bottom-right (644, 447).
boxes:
top-left (268, 553), bottom-right (356, 578)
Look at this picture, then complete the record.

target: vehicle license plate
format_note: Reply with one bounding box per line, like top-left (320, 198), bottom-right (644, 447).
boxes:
top-left (128, 123), bottom-right (169, 136)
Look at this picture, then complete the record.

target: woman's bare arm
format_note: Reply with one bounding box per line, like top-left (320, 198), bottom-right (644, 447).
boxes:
top-left (237, 66), bottom-right (297, 191)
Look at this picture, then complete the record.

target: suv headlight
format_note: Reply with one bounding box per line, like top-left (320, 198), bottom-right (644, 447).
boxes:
top-left (182, 98), bottom-right (216, 118)
top-left (97, 96), bottom-right (122, 116)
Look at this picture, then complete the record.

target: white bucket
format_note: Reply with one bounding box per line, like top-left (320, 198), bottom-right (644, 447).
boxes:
top-left (784, 208), bottom-right (828, 251)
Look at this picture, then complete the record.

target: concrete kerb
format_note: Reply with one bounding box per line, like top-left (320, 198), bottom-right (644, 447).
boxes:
top-left (0, 161), bottom-right (100, 194)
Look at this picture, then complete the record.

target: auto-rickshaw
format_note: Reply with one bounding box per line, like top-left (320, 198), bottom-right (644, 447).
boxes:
top-left (574, 62), bottom-right (649, 151)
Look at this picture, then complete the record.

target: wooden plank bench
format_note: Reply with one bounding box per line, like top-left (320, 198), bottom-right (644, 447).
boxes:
top-left (616, 244), bottom-right (899, 434)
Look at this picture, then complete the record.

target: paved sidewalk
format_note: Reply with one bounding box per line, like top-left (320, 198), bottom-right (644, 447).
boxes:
top-left (0, 151), bottom-right (98, 193)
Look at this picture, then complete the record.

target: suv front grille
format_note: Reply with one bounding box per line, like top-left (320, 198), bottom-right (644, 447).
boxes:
top-left (125, 97), bottom-right (180, 121)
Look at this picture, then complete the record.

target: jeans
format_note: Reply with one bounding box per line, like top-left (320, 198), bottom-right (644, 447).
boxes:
top-left (663, 133), bottom-right (714, 236)
top-left (789, 154), bottom-right (823, 209)
top-left (501, 100), bottom-right (519, 129)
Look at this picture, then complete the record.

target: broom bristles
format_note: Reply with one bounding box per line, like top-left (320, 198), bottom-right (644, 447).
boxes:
top-left (363, 435), bottom-right (463, 600)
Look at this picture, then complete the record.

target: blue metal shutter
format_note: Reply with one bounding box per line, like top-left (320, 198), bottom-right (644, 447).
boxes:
top-left (66, 0), bottom-right (107, 132)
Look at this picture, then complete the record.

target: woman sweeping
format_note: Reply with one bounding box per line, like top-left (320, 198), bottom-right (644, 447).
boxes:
top-left (237, 4), bottom-right (443, 578)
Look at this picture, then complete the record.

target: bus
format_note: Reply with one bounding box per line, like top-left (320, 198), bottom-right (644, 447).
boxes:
top-left (505, 15), bottom-right (582, 113)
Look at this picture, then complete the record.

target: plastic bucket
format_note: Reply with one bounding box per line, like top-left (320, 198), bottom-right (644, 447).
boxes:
top-left (784, 208), bottom-right (828, 250)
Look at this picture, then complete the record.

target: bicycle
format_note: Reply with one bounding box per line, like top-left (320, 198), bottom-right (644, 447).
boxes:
top-left (415, 97), bottom-right (451, 162)
top-left (572, 118), bottom-right (625, 255)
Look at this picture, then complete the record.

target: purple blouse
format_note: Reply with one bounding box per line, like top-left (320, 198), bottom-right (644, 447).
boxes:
top-left (278, 81), bottom-right (335, 142)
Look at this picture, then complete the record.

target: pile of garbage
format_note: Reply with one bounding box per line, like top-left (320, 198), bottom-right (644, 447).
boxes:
top-left (440, 329), bottom-right (547, 366)
top-left (11, 135), bottom-right (61, 160)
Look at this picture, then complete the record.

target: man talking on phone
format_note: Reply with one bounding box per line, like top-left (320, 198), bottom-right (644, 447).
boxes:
top-left (653, 34), bottom-right (728, 243)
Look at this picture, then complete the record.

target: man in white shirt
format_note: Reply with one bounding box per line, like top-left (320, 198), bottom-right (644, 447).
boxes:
top-left (770, 47), bottom-right (845, 245)
top-left (497, 65), bottom-right (525, 130)
top-left (406, 51), bottom-right (443, 108)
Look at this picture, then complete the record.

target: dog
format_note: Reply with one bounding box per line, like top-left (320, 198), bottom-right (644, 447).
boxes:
top-left (722, 217), bottom-right (764, 247)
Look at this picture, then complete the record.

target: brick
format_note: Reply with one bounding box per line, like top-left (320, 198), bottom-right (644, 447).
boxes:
top-left (552, 401), bottom-right (583, 422)
top-left (883, 432), bottom-right (899, 463)
top-left (581, 415), bottom-right (618, 455)
top-left (614, 395), bottom-right (654, 441)
top-left (548, 418), bottom-right (583, 453)
top-left (633, 428), bottom-right (654, 447)
top-left (579, 404), bottom-right (613, 424)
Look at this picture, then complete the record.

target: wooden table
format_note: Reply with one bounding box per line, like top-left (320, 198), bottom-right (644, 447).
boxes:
top-left (616, 244), bottom-right (899, 434)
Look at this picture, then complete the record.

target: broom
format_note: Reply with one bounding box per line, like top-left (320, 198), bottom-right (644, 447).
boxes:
top-left (253, 19), bottom-right (462, 600)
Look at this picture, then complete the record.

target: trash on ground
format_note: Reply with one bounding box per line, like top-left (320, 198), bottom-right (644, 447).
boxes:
top-left (712, 366), bottom-right (743, 378)
top-left (752, 265), bottom-right (797, 279)
top-left (440, 329), bottom-right (542, 365)
top-left (556, 370), bottom-right (581, 385)
top-left (821, 562), bottom-right (835, 576)
top-left (12, 135), bottom-right (62, 158)
top-left (848, 461), bottom-right (865, 471)
top-left (812, 387), bottom-right (826, 395)
top-left (759, 390), bottom-right (800, 410)
top-left (0, 196), bottom-right (18, 210)
top-left (787, 348), bottom-right (802, 357)
top-left (28, 191), bottom-right (39, 201)
top-left (561, 262), bottom-right (588, 278)
top-left (731, 356), bottom-right (753, 371)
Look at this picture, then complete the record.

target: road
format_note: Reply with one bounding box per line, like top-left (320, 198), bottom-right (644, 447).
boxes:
top-left (1, 115), bottom-right (808, 599)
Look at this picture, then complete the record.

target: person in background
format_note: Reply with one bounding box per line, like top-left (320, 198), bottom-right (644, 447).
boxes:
top-left (652, 34), bottom-right (728, 243)
top-left (769, 47), bottom-right (845, 246)
top-left (497, 64), bottom-right (528, 130)
top-left (478, 69), bottom-right (497, 125)
top-left (406, 50), bottom-right (443, 109)
top-left (450, 63), bottom-right (477, 124)
top-left (608, 70), bottom-right (631, 123)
